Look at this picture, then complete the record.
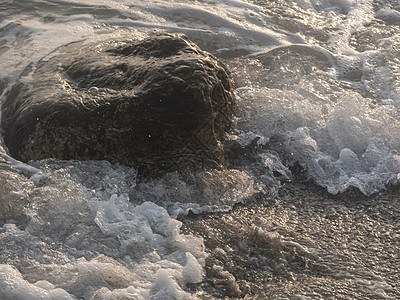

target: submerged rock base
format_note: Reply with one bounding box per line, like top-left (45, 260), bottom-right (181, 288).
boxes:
top-left (1, 33), bottom-right (235, 173)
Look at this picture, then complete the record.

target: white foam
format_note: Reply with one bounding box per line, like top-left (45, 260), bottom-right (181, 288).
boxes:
top-left (182, 252), bottom-right (203, 284)
top-left (0, 159), bottom-right (210, 299)
top-left (235, 86), bottom-right (400, 195)
top-left (0, 265), bottom-right (74, 300)
top-left (318, 0), bottom-right (374, 52)
top-left (131, 169), bottom-right (258, 217)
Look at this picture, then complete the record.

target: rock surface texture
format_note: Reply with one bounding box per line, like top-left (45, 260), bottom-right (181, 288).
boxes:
top-left (1, 34), bottom-right (235, 173)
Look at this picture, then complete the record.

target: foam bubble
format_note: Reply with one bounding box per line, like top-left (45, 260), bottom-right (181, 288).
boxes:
top-left (182, 252), bottom-right (203, 284)
top-left (234, 85), bottom-right (400, 195)
top-left (0, 264), bottom-right (74, 300)
top-left (0, 158), bottom-right (210, 299)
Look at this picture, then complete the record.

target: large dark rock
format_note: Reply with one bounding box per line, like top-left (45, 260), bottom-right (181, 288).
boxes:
top-left (1, 33), bottom-right (235, 173)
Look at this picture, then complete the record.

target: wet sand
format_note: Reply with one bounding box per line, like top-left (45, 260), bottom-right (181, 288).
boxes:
top-left (182, 180), bottom-right (400, 299)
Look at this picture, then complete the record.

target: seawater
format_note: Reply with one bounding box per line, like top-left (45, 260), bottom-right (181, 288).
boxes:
top-left (0, 0), bottom-right (399, 299)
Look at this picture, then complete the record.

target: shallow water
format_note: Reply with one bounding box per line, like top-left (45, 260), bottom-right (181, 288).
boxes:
top-left (0, 0), bottom-right (400, 299)
top-left (183, 181), bottom-right (400, 299)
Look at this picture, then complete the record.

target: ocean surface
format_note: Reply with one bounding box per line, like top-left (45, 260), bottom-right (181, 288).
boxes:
top-left (0, 0), bottom-right (399, 299)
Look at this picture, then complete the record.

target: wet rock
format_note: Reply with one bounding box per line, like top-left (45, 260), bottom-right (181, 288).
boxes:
top-left (1, 33), bottom-right (235, 173)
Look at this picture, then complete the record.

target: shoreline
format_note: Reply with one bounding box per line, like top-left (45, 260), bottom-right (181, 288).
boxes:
top-left (181, 180), bottom-right (400, 299)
